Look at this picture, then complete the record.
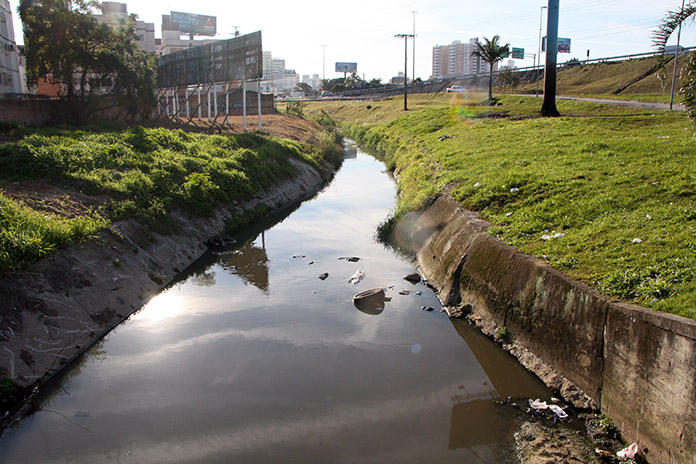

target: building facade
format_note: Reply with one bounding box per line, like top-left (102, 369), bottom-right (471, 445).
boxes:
top-left (0, 0), bottom-right (21, 94)
top-left (97, 2), bottom-right (156, 53)
top-left (432, 38), bottom-right (494, 79)
top-left (259, 52), bottom-right (299, 95)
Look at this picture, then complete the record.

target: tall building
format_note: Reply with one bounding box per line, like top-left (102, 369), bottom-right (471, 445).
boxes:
top-left (0, 0), bottom-right (21, 94)
top-left (432, 38), bottom-right (493, 79)
top-left (302, 74), bottom-right (320, 91)
top-left (96, 2), bottom-right (156, 53)
top-left (259, 52), bottom-right (298, 94)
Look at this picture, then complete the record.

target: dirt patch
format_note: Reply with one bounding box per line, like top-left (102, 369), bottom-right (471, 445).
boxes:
top-left (1, 181), bottom-right (106, 218)
top-left (516, 421), bottom-right (602, 464)
top-left (156, 113), bottom-right (323, 145)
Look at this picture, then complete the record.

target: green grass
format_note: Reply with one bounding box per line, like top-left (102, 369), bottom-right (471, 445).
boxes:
top-left (0, 194), bottom-right (106, 272)
top-left (0, 126), bottom-right (340, 272)
top-left (326, 94), bottom-right (696, 319)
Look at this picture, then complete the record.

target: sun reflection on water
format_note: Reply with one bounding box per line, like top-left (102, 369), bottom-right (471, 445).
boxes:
top-left (131, 291), bottom-right (186, 323)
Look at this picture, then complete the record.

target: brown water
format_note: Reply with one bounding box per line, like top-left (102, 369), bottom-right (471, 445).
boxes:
top-left (0, 147), bottom-right (551, 463)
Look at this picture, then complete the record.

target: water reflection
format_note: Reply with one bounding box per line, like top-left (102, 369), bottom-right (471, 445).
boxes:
top-left (449, 318), bottom-right (548, 399)
top-left (0, 149), bottom-right (554, 464)
top-left (218, 235), bottom-right (270, 293)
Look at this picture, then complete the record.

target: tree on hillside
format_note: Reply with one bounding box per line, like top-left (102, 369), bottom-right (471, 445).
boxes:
top-left (471, 35), bottom-right (510, 102)
top-left (497, 69), bottom-right (521, 90)
top-left (19, 0), bottom-right (157, 122)
top-left (654, 1), bottom-right (696, 123)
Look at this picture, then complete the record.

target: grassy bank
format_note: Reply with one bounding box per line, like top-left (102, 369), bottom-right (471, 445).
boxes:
top-left (307, 94), bottom-right (696, 319)
top-left (0, 125), bottom-right (341, 273)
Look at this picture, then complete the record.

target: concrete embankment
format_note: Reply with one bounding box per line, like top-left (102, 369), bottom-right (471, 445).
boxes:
top-left (0, 158), bottom-right (334, 403)
top-left (415, 193), bottom-right (696, 464)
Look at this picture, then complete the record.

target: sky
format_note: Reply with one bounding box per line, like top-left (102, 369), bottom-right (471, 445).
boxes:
top-left (7, 0), bottom-right (696, 82)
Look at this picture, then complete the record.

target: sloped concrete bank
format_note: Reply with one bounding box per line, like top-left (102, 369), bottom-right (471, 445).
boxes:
top-left (0, 157), bottom-right (335, 416)
top-left (415, 193), bottom-right (696, 464)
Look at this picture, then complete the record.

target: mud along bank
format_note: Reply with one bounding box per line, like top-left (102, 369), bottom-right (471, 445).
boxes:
top-left (0, 155), bottom-right (336, 424)
top-left (413, 193), bottom-right (696, 463)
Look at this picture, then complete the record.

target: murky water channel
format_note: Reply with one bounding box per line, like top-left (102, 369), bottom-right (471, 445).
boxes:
top-left (0, 145), bottom-right (553, 463)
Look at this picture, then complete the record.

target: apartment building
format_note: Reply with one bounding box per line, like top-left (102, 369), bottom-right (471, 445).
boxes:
top-left (96, 2), bottom-right (156, 52)
top-left (432, 38), bottom-right (493, 79)
top-left (0, 0), bottom-right (20, 94)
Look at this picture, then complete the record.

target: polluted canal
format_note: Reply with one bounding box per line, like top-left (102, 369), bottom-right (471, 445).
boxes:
top-left (0, 144), bottom-right (555, 463)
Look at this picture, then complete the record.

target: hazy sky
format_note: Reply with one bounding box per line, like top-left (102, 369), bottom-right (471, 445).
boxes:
top-left (7, 0), bottom-right (696, 81)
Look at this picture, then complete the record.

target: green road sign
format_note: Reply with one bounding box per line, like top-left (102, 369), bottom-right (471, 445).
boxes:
top-left (512, 47), bottom-right (525, 59)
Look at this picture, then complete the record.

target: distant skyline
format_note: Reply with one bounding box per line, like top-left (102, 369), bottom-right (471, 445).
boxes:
top-left (8, 0), bottom-right (696, 82)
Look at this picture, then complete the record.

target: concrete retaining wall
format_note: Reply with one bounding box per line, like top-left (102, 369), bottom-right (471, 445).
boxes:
top-left (416, 194), bottom-right (696, 463)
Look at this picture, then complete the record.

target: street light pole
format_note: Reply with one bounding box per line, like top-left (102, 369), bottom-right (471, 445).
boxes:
top-left (412, 11), bottom-right (417, 82)
top-left (536, 5), bottom-right (547, 97)
top-left (321, 44), bottom-right (327, 89)
top-left (395, 34), bottom-right (414, 111)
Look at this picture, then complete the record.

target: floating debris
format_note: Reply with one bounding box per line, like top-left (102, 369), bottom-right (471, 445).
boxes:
top-left (339, 256), bottom-right (361, 262)
top-left (293, 255), bottom-right (306, 259)
top-left (403, 272), bottom-right (421, 284)
top-left (348, 270), bottom-right (365, 285)
top-left (399, 290), bottom-right (411, 295)
top-left (206, 237), bottom-right (237, 249)
top-left (318, 273), bottom-right (329, 280)
top-left (353, 288), bottom-right (387, 315)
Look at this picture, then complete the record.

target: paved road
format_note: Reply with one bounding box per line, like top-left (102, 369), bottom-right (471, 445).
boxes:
top-left (556, 95), bottom-right (685, 111)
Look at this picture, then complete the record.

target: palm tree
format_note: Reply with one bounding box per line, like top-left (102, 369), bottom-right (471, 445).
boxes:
top-left (471, 35), bottom-right (510, 102)
top-left (654, 1), bottom-right (696, 120)
top-left (653, 2), bottom-right (696, 52)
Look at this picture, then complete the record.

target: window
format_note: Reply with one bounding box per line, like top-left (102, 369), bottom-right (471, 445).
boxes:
top-left (0, 13), bottom-right (7, 38)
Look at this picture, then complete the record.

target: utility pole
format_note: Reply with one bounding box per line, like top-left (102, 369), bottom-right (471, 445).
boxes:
top-left (412, 11), bottom-right (417, 82)
top-left (670, 0), bottom-right (686, 110)
top-left (536, 5), bottom-right (547, 97)
top-left (541, 0), bottom-right (560, 117)
top-left (320, 44), bottom-right (327, 90)
top-left (395, 34), bottom-right (414, 111)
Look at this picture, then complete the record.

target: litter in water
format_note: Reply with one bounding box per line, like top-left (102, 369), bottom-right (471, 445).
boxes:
top-left (348, 270), bottom-right (366, 285)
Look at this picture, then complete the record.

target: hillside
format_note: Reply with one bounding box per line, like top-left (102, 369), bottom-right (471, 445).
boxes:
top-left (513, 54), bottom-right (690, 100)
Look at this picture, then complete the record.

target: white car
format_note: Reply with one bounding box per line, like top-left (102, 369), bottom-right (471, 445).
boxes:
top-left (446, 85), bottom-right (466, 93)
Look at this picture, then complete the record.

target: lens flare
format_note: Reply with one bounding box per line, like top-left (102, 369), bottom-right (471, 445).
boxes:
top-left (411, 343), bottom-right (423, 354)
top-left (448, 90), bottom-right (478, 123)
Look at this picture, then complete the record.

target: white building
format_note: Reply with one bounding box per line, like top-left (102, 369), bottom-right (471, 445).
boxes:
top-left (0, 0), bottom-right (21, 94)
top-left (96, 2), bottom-right (156, 53)
top-left (432, 38), bottom-right (493, 79)
top-left (259, 52), bottom-right (299, 95)
top-left (302, 74), bottom-right (321, 91)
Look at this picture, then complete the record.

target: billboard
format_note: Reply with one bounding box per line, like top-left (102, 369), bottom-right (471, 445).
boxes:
top-left (542, 37), bottom-right (571, 54)
top-left (335, 62), bottom-right (357, 73)
top-left (157, 31), bottom-right (263, 88)
top-left (170, 11), bottom-right (217, 36)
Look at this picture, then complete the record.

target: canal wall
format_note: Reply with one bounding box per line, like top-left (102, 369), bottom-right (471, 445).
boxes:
top-left (0, 157), bottom-right (335, 402)
top-left (416, 193), bottom-right (696, 464)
